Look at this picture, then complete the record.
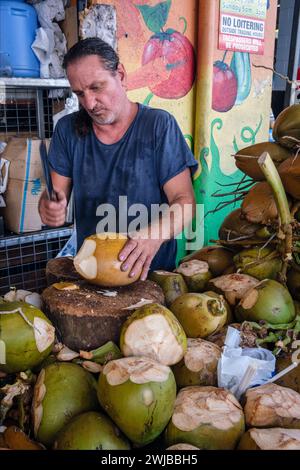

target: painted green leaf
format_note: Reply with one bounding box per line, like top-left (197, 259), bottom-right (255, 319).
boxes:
top-left (135, 0), bottom-right (171, 33)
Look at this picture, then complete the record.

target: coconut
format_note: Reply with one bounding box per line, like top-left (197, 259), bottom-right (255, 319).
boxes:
top-left (287, 266), bottom-right (300, 301)
top-left (174, 260), bottom-right (212, 292)
top-left (165, 386), bottom-right (245, 450)
top-left (32, 362), bottom-right (99, 447)
top-left (97, 357), bottom-right (176, 446)
top-left (73, 232), bottom-right (141, 287)
top-left (170, 292), bottom-right (229, 338)
top-left (0, 301), bottom-right (55, 374)
top-left (235, 279), bottom-right (296, 324)
top-left (53, 411), bottom-right (130, 450)
top-left (166, 443), bottom-right (200, 450)
top-left (273, 103), bottom-right (300, 149)
top-left (275, 354), bottom-right (300, 393)
top-left (244, 383), bottom-right (300, 429)
top-left (207, 273), bottom-right (259, 306)
top-left (149, 271), bottom-right (188, 306)
top-left (233, 247), bottom-right (282, 280)
top-left (238, 428), bottom-right (300, 450)
top-left (234, 141), bottom-right (292, 180)
top-left (172, 338), bottom-right (221, 388)
top-left (218, 208), bottom-right (263, 244)
top-left (278, 156), bottom-right (300, 200)
top-left (119, 303), bottom-right (187, 366)
top-left (241, 181), bottom-right (281, 225)
top-left (181, 246), bottom-right (234, 277)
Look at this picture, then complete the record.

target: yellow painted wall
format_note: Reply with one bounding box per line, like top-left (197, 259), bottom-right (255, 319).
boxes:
top-left (91, 0), bottom-right (278, 251)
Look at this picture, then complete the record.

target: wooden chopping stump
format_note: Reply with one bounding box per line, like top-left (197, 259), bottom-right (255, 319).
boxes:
top-left (41, 280), bottom-right (165, 351)
top-left (46, 257), bottom-right (81, 285)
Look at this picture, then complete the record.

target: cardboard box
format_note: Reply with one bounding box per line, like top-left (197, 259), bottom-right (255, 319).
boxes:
top-left (2, 178), bottom-right (46, 233)
top-left (1, 138), bottom-right (48, 233)
top-left (1, 137), bottom-right (49, 182)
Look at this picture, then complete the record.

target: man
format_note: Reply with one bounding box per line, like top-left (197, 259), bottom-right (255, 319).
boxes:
top-left (39, 38), bottom-right (197, 281)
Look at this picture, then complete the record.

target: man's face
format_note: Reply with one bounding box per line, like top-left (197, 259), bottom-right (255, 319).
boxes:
top-left (66, 55), bottom-right (127, 125)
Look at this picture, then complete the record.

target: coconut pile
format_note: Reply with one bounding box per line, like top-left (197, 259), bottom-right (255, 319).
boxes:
top-left (2, 106), bottom-right (300, 451)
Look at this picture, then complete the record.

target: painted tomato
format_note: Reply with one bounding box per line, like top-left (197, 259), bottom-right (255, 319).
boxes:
top-left (142, 29), bottom-right (196, 99)
top-left (212, 60), bottom-right (238, 112)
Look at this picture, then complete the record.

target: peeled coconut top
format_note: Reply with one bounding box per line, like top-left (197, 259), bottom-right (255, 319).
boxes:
top-left (120, 303), bottom-right (186, 366)
top-left (102, 357), bottom-right (172, 386)
top-left (166, 443), bottom-right (200, 450)
top-left (172, 386), bottom-right (244, 432)
top-left (176, 260), bottom-right (210, 276)
top-left (248, 428), bottom-right (300, 450)
top-left (209, 274), bottom-right (259, 305)
top-left (244, 383), bottom-right (300, 426)
top-left (184, 339), bottom-right (221, 372)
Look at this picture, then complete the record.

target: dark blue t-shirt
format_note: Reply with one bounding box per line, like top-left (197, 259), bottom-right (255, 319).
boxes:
top-left (48, 104), bottom-right (198, 271)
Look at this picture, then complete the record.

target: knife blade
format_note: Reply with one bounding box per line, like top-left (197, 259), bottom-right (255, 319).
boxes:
top-left (39, 140), bottom-right (57, 201)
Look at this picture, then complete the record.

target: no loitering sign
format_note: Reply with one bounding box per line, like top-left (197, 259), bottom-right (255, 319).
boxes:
top-left (219, 0), bottom-right (268, 55)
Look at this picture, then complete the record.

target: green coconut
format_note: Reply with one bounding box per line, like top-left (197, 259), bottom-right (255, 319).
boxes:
top-left (175, 260), bottom-right (212, 292)
top-left (32, 362), bottom-right (99, 447)
top-left (170, 292), bottom-right (229, 338)
top-left (238, 428), bottom-right (300, 450)
top-left (119, 303), bottom-right (187, 366)
top-left (165, 386), bottom-right (245, 450)
top-left (149, 271), bottom-right (188, 306)
top-left (234, 141), bottom-right (292, 180)
top-left (53, 411), bottom-right (130, 450)
top-left (0, 301), bottom-right (55, 374)
top-left (180, 246), bottom-right (234, 277)
top-left (273, 103), bottom-right (300, 149)
top-left (97, 357), bottom-right (177, 446)
top-left (233, 247), bottom-right (282, 280)
top-left (172, 338), bottom-right (221, 388)
top-left (235, 279), bottom-right (296, 324)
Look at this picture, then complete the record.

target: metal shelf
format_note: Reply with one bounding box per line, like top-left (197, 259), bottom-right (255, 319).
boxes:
top-left (0, 227), bottom-right (73, 248)
top-left (0, 226), bottom-right (74, 295)
top-left (0, 77), bottom-right (70, 89)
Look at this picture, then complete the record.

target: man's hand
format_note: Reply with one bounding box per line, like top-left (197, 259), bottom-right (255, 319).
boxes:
top-left (119, 232), bottom-right (162, 282)
top-left (38, 189), bottom-right (68, 227)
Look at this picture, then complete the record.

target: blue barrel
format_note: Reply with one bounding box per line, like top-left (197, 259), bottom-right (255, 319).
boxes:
top-left (0, 0), bottom-right (40, 77)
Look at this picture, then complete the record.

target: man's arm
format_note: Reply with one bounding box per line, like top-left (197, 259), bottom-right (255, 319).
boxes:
top-left (119, 168), bottom-right (196, 280)
top-left (38, 171), bottom-right (72, 227)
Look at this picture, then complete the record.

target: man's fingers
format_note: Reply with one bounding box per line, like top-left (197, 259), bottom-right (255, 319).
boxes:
top-left (119, 239), bottom-right (138, 263)
top-left (121, 245), bottom-right (141, 273)
top-left (128, 253), bottom-right (148, 278)
top-left (132, 256), bottom-right (151, 280)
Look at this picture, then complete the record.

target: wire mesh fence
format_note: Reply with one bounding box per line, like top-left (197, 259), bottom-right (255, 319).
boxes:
top-left (0, 84), bottom-right (71, 140)
top-left (0, 227), bottom-right (73, 296)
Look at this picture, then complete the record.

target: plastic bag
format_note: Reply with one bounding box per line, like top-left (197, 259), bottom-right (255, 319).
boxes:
top-left (217, 326), bottom-right (276, 399)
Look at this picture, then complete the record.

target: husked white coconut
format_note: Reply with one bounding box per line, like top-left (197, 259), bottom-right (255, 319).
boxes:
top-left (238, 428), bottom-right (300, 450)
top-left (244, 383), bottom-right (300, 428)
top-left (119, 303), bottom-right (187, 366)
top-left (103, 357), bottom-right (171, 386)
